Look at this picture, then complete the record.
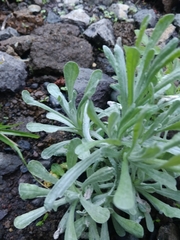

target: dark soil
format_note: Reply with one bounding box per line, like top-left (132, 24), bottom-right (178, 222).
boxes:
top-left (1, 0), bottom-right (180, 239)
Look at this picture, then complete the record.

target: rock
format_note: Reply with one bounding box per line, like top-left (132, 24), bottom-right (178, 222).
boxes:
top-left (46, 10), bottom-right (61, 23)
top-left (30, 23), bottom-right (93, 74)
top-left (0, 152), bottom-right (22, 175)
top-left (108, 3), bottom-right (129, 20)
top-left (0, 35), bottom-right (35, 57)
top-left (61, 9), bottom-right (90, 26)
top-left (0, 27), bottom-right (20, 41)
top-left (157, 223), bottom-right (179, 240)
top-left (162, 0), bottom-right (178, 13)
top-left (34, 0), bottom-right (43, 5)
top-left (74, 67), bottom-right (114, 108)
top-left (133, 9), bottom-right (157, 28)
top-left (113, 22), bottom-right (135, 46)
top-left (6, 8), bottom-right (44, 34)
top-left (63, 0), bottom-right (80, 4)
top-left (83, 18), bottom-right (115, 47)
top-left (174, 14), bottom-right (180, 27)
top-left (145, 24), bottom-right (176, 48)
top-left (0, 51), bottom-right (27, 92)
top-left (28, 4), bottom-right (41, 13)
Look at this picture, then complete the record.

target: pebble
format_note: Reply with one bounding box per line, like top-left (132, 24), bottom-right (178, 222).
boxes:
top-left (46, 10), bottom-right (61, 23)
top-left (49, 95), bottom-right (60, 108)
top-left (133, 9), bottom-right (157, 27)
top-left (17, 140), bottom-right (31, 150)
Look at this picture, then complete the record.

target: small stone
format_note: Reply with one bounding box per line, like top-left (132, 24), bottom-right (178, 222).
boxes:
top-left (174, 14), bottom-right (180, 27)
top-left (46, 10), bottom-right (61, 23)
top-left (108, 3), bottom-right (129, 20)
top-left (17, 140), bottom-right (31, 150)
top-left (34, 0), bottom-right (43, 5)
top-left (61, 9), bottom-right (90, 26)
top-left (83, 18), bottom-right (115, 47)
top-left (133, 9), bottom-right (157, 28)
top-left (63, 0), bottom-right (79, 5)
top-left (28, 4), bottom-right (41, 13)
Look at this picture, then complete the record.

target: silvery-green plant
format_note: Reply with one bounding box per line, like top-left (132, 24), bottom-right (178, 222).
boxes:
top-left (14, 14), bottom-right (180, 239)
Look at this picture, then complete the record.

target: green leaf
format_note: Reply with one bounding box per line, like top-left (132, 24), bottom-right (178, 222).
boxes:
top-left (82, 167), bottom-right (115, 189)
top-left (67, 138), bottom-right (81, 169)
top-left (87, 100), bottom-right (108, 135)
top-left (14, 206), bottom-right (47, 229)
top-left (112, 212), bottom-right (144, 238)
top-left (78, 69), bottom-right (102, 109)
top-left (141, 191), bottom-right (180, 219)
top-left (44, 149), bottom-right (102, 211)
top-left (65, 201), bottom-right (78, 240)
top-left (135, 15), bottom-right (150, 48)
top-left (145, 212), bottom-right (154, 232)
top-left (74, 217), bottom-right (86, 239)
top-left (114, 44), bottom-right (128, 114)
top-left (80, 196), bottom-right (110, 224)
top-left (22, 90), bottom-right (73, 127)
top-left (124, 46), bottom-right (140, 106)
top-left (51, 163), bottom-right (65, 177)
top-left (41, 140), bottom-right (70, 159)
top-left (27, 160), bottom-right (58, 184)
top-left (63, 61), bottom-right (79, 101)
top-left (19, 183), bottom-right (50, 200)
top-left (0, 129), bottom-right (39, 138)
top-left (161, 154), bottom-right (180, 170)
top-left (26, 122), bottom-right (76, 133)
top-left (112, 215), bottom-right (125, 237)
top-left (88, 216), bottom-right (100, 240)
top-left (113, 156), bottom-right (135, 211)
top-left (47, 83), bottom-right (70, 115)
top-left (141, 167), bottom-right (177, 191)
top-left (100, 222), bottom-right (110, 240)
top-left (150, 14), bottom-right (174, 46)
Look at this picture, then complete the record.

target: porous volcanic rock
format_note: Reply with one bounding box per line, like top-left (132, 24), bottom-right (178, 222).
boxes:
top-left (29, 23), bottom-right (93, 74)
top-left (0, 51), bottom-right (27, 92)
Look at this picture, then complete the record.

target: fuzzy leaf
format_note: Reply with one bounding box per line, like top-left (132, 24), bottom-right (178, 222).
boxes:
top-left (14, 207), bottom-right (47, 229)
top-left (113, 157), bottom-right (135, 211)
top-left (80, 196), bottom-right (110, 224)
top-left (27, 160), bottom-right (58, 184)
top-left (19, 183), bottom-right (50, 200)
top-left (112, 213), bottom-right (144, 238)
top-left (63, 61), bottom-right (79, 101)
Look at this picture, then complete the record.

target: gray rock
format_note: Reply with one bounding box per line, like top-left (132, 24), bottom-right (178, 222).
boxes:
top-left (174, 14), bottom-right (180, 27)
top-left (108, 3), bottom-right (129, 20)
top-left (63, 0), bottom-right (80, 4)
top-left (46, 10), bottom-right (61, 23)
top-left (61, 9), bottom-right (90, 26)
top-left (74, 67), bottom-right (114, 108)
top-left (0, 51), bottom-right (27, 92)
top-left (0, 27), bottom-right (20, 41)
top-left (0, 152), bottom-right (22, 175)
top-left (0, 35), bottom-right (35, 56)
top-left (157, 223), bottom-right (179, 240)
top-left (83, 18), bottom-right (115, 47)
top-left (30, 23), bottom-right (93, 74)
top-left (133, 9), bottom-right (157, 27)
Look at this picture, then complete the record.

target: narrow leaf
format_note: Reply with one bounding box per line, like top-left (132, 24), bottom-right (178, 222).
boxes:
top-left (63, 61), bottom-right (79, 101)
top-left (112, 212), bottom-right (144, 238)
top-left (44, 149), bottom-right (102, 211)
top-left (113, 157), bottom-right (135, 210)
top-left (65, 201), bottom-right (78, 240)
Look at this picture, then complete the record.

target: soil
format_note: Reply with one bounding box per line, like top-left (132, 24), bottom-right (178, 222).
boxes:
top-left (1, 0), bottom-right (180, 240)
